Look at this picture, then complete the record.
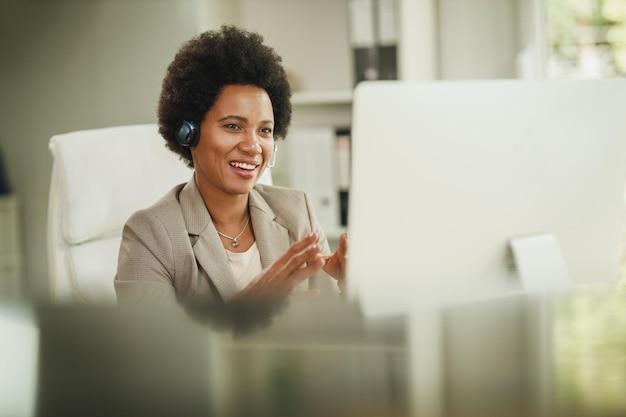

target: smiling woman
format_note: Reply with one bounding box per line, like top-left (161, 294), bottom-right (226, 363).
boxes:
top-left (114, 26), bottom-right (348, 315)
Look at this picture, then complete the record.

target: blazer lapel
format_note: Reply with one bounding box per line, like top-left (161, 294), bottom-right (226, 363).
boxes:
top-left (249, 188), bottom-right (290, 268)
top-left (179, 179), bottom-right (239, 301)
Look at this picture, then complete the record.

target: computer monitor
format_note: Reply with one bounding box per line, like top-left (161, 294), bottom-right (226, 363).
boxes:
top-left (346, 79), bottom-right (626, 317)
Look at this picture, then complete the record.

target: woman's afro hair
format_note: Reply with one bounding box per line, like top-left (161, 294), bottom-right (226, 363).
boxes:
top-left (158, 25), bottom-right (292, 167)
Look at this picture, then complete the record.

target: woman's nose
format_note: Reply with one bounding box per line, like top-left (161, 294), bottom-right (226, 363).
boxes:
top-left (240, 131), bottom-right (261, 154)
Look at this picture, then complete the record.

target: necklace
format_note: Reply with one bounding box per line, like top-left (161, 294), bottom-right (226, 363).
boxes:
top-left (215, 216), bottom-right (250, 248)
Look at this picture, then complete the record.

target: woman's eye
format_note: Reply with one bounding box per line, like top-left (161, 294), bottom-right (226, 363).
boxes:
top-left (260, 127), bottom-right (273, 135)
top-left (225, 123), bottom-right (241, 130)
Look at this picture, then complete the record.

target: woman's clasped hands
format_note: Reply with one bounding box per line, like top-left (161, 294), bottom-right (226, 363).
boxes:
top-left (231, 232), bottom-right (348, 303)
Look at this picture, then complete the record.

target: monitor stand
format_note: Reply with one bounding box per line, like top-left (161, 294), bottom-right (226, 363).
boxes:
top-left (509, 233), bottom-right (571, 292)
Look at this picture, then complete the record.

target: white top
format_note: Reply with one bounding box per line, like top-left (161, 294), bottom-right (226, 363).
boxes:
top-left (225, 242), bottom-right (263, 291)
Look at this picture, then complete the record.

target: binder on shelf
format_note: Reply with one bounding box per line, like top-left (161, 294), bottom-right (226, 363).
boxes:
top-left (0, 147), bottom-right (10, 195)
top-left (375, 0), bottom-right (398, 80)
top-left (286, 126), bottom-right (341, 237)
top-left (347, 0), bottom-right (398, 85)
top-left (335, 128), bottom-right (351, 227)
top-left (348, 0), bottom-right (378, 84)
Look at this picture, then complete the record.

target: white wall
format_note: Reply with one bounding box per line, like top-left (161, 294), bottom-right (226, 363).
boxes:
top-left (438, 0), bottom-right (521, 80)
top-left (238, 0), bottom-right (352, 92)
top-left (0, 0), bottom-right (201, 300)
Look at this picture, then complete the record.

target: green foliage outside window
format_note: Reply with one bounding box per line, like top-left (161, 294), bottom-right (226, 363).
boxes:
top-left (547, 0), bottom-right (626, 77)
top-left (553, 290), bottom-right (626, 415)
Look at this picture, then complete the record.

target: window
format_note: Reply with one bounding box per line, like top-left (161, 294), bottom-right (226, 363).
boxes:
top-left (546, 0), bottom-right (626, 78)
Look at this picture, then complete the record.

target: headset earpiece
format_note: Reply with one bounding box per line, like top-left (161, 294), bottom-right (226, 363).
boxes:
top-left (176, 120), bottom-right (199, 147)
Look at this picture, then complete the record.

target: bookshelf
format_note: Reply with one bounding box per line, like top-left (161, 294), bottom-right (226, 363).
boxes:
top-left (273, 97), bottom-right (353, 242)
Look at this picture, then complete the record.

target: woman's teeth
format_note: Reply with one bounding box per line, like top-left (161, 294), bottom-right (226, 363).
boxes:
top-left (230, 162), bottom-right (256, 170)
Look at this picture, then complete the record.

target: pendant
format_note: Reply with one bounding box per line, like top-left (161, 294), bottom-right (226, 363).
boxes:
top-left (231, 238), bottom-right (239, 248)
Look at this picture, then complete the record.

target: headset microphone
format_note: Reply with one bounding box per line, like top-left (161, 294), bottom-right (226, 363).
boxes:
top-left (268, 143), bottom-right (278, 168)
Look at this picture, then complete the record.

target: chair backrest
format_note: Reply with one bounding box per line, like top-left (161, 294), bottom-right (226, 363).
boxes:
top-left (47, 124), bottom-right (273, 304)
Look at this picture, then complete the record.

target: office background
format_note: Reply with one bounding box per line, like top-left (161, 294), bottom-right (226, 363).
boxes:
top-left (0, 0), bottom-right (621, 301)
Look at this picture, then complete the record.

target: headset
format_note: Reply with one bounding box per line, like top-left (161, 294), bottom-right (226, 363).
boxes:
top-left (176, 120), bottom-right (199, 147)
top-left (176, 120), bottom-right (278, 167)
top-left (268, 143), bottom-right (278, 168)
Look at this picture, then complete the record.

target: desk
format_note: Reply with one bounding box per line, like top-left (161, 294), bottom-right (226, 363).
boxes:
top-left (2, 287), bottom-right (626, 417)
top-left (208, 298), bottom-right (407, 417)
top-left (204, 289), bottom-right (626, 417)
top-left (410, 287), bottom-right (626, 417)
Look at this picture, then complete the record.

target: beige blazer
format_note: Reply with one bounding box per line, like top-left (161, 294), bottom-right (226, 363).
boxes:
top-left (114, 178), bottom-right (337, 305)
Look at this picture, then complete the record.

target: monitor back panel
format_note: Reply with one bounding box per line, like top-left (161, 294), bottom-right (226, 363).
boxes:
top-left (346, 79), bottom-right (626, 316)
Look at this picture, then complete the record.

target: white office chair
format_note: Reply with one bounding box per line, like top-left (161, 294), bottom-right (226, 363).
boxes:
top-left (47, 124), bottom-right (273, 304)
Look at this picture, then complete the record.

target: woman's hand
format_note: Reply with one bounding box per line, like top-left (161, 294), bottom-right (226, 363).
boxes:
top-left (230, 233), bottom-right (326, 303)
top-left (322, 232), bottom-right (348, 291)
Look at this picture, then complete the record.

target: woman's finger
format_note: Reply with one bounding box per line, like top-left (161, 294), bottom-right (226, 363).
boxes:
top-left (260, 233), bottom-right (319, 277)
top-left (232, 234), bottom-right (324, 302)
